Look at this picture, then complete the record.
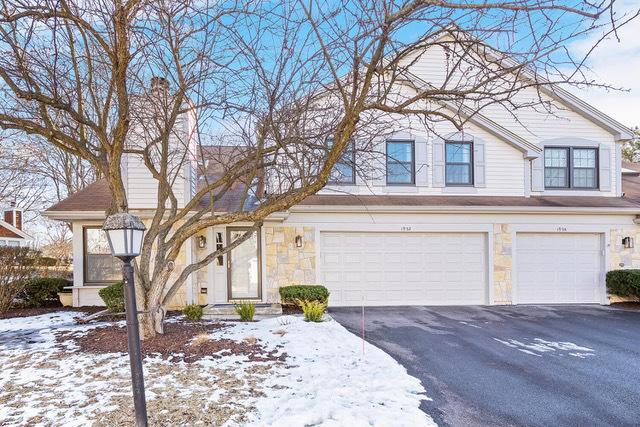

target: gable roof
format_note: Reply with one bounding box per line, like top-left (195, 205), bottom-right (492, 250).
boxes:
top-left (401, 71), bottom-right (542, 158)
top-left (0, 220), bottom-right (31, 240)
top-left (401, 31), bottom-right (634, 142)
top-left (47, 179), bottom-right (112, 213)
top-left (541, 85), bottom-right (633, 142)
top-left (45, 145), bottom-right (260, 218)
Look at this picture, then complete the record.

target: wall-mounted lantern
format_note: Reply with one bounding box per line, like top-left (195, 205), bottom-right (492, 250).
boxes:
top-left (622, 237), bottom-right (634, 249)
top-left (295, 235), bottom-right (303, 248)
top-left (197, 235), bottom-right (207, 249)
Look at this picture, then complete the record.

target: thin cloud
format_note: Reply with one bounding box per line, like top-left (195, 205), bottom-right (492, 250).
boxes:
top-left (571, 1), bottom-right (640, 128)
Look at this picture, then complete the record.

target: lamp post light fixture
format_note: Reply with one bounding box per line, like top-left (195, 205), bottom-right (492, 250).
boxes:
top-left (102, 213), bottom-right (148, 427)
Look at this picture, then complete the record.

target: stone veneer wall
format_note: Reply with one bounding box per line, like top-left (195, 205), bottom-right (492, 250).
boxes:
top-left (610, 228), bottom-right (640, 270)
top-left (493, 224), bottom-right (513, 304)
top-left (609, 227), bottom-right (640, 302)
top-left (264, 226), bottom-right (316, 303)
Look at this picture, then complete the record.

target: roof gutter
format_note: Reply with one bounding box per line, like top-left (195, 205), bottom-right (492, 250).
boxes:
top-left (43, 211), bottom-right (107, 220)
top-left (43, 209), bottom-right (291, 223)
top-left (290, 204), bottom-right (640, 215)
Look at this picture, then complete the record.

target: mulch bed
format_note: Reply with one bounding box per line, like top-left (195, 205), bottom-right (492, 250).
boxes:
top-left (610, 302), bottom-right (640, 311)
top-left (56, 321), bottom-right (287, 363)
top-left (281, 305), bottom-right (302, 315)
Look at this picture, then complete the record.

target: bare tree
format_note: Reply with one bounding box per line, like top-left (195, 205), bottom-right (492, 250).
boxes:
top-left (622, 127), bottom-right (640, 162)
top-left (0, 0), bottom-right (637, 337)
top-left (39, 221), bottom-right (73, 263)
top-left (0, 137), bottom-right (47, 212)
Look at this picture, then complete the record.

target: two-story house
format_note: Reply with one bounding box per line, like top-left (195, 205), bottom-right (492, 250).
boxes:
top-left (45, 49), bottom-right (638, 309)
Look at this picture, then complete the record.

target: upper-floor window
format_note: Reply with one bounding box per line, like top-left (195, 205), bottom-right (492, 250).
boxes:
top-left (544, 147), bottom-right (598, 189)
top-left (84, 227), bottom-right (122, 284)
top-left (328, 140), bottom-right (356, 184)
top-left (386, 140), bottom-right (415, 185)
top-left (445, 141), bottom-right (473, 186)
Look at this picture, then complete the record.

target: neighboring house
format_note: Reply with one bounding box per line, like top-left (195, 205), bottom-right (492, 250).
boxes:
top-left (44, 50), bottom-right (639, 308)
top-left (0, 202), bottom-right (31, 247)
top-left (621, 161), bottom-right (640, 202)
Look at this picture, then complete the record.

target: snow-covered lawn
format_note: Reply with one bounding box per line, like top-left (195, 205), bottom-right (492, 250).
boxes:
top-left (0, 312), bottom-right (434, 426)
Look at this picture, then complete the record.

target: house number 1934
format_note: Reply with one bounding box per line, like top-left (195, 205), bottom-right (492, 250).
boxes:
top-left (557, 226), bottom-right (567, 232)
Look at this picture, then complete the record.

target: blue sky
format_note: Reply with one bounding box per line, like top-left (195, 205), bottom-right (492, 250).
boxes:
top-left (570, 0), bottom-right (640, 128)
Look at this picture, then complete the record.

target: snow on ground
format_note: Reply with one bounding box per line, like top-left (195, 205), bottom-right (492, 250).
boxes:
top-left (217, 315), bottom-right (433, 426)
top-left (0, 312), bottom-right (434, 427)
top-left (493, 337), bottom-right (596, 358)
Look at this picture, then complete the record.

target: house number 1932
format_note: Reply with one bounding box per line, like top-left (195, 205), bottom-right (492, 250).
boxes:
top-left (401, 226), bottom-right (412, 231)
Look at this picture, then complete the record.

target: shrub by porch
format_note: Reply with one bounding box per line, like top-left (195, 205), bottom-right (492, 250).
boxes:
top-left (279, 285), bottom-right (329, 306)
top-left (606, 269), bottom-right (640, 298)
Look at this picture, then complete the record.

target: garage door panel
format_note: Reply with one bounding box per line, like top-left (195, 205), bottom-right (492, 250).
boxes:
top-left (321, 231), bottom-right (487, 306)
top-left (516, 233), bottom-right (602, 304)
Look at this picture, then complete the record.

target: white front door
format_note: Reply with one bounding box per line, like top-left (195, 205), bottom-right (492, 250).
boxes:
top-left (227, 228), bottom-right (261, 301)
top-left (515, 233), bottom-right (603, 304)
top-left (320, 232), bottom-right (487, 306)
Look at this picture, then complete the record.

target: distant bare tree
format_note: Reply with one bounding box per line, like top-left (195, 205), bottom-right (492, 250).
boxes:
top-left (39, 222), bottom-right (73, 263)
top-left (0, 0), bottom-right (637, 337)
top-left (622, 127), bottom-right (640, 162)
top-left (0, 137), bottom-right (46, 212)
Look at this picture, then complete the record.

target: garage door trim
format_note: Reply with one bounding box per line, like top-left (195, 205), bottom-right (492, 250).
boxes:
top-left (319, 229), bottom-right (490, 307)
top-left (512, 230), bottom-right (607, 305)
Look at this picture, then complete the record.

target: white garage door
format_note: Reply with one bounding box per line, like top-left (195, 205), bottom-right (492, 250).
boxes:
top-left (320, 232), bottom-right (487, 306)
top-left (515, 233), bottom-right (603, 304)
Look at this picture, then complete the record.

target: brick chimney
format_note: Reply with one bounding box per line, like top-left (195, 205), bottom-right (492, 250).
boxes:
top-left (3, 210), bottom-right (12, 227)
top-left (151, 76), bottom-right (169, 94)
top-left (3, 202), bottom-right (22, 230)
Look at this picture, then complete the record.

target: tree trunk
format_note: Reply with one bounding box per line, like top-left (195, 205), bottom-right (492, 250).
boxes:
top-left (138, 306), bottom-right (165, 340)
top-left (105, 171), bottom-right (128, 214)
top-left (136, 277), bottom-right (167, 340)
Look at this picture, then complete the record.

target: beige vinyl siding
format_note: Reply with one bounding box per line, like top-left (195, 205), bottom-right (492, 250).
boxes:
top-left (320, 115), bottom-right (526, 196)
top-left (403, 43), bottom-right (619, 196)
top-left (125, 110), bottom-right (195, 209)
top-left (476, 91), bottom-right (618, 196)
top-left (403, 44), bottom-right (451, 88)
top-left (126, 154), bottom-right (188, 209)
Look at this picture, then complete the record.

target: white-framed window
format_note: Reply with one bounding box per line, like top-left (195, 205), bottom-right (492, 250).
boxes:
top-left (544, 147), bottom-right (598, 189)
top-left (386, 140), bottom-right (415, 185)
top-left (445, 141), bottom-right (474, 186)
top-left (84, 227), bottom-right (122, 284)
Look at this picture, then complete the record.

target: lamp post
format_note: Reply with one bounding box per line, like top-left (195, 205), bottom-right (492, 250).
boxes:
top-left (103, 213), bottom-right (148, 427)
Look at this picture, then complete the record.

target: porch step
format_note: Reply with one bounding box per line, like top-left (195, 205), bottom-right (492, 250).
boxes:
top-left (203, 303), bottom-right (282, 320)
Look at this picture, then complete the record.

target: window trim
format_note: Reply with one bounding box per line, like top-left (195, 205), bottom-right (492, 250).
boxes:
top-left (83, 226), bottom-right (122, 285)
top-left (544, 146), bottom-right (599, 190)
top-left (385, 140), bottom-right (415, 186)
top-left (445, 140), bottom-right (474, 187)
top-left (327, 140), bottom-right (356, 185)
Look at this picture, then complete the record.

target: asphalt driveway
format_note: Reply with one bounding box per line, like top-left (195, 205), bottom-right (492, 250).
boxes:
top-left (331, 305), bottom-right (640, 427)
